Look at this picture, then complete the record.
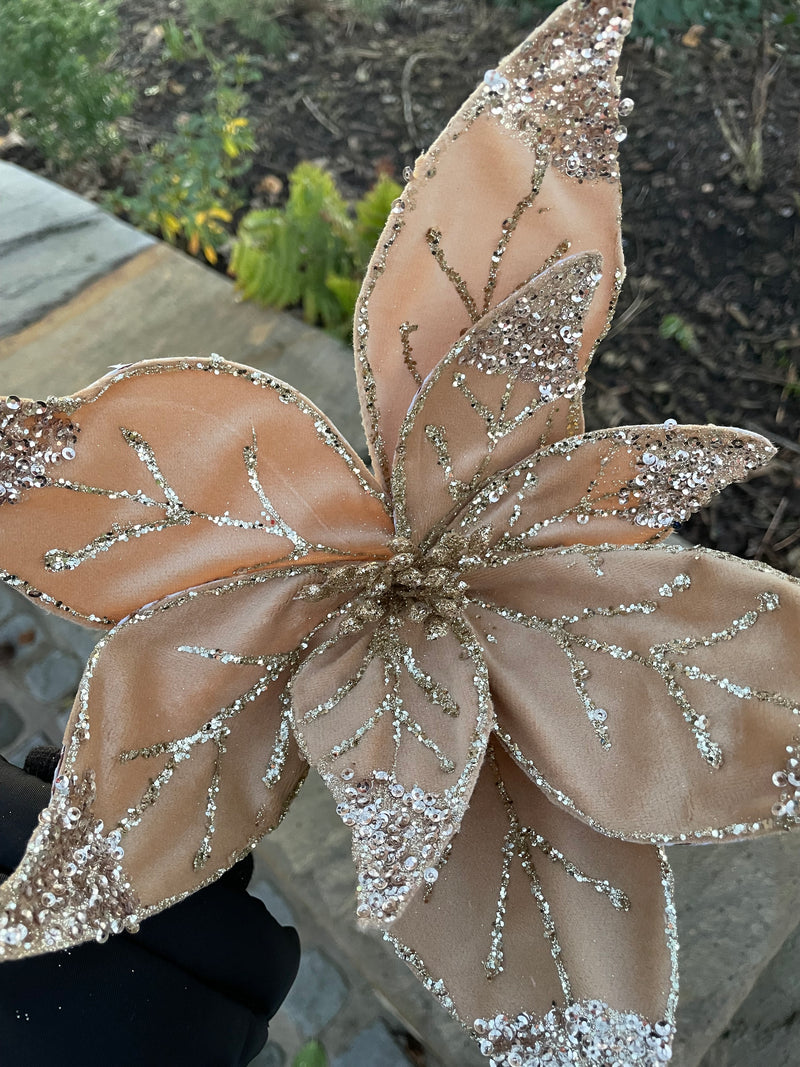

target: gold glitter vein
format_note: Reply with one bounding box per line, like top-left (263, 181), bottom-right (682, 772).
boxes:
top-left (426, 228), bottom-right (481, 323)
top-left (482, 162), bottom-right (548, 313)
top-left (400, 321), bottom-right (422, 387)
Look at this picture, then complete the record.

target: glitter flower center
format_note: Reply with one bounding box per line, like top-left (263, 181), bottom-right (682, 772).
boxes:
top-left (301, 531), bottom-right (491, 640)
top-left (362, 536), bottom-right (468, 635)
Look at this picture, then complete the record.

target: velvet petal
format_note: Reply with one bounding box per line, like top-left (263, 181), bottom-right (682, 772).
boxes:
top-left (0, 568), bottom-right (339, 959)
top-left (467, 544), bottom-right (800, 843)
top-left (0, 357), bottom-right (391, 626)
top-left (288, 609), bottom-right (493, 926)
top-left (355, 0), bottom-right (632, 490)
top-left (387, 743), bottom-right (677, 1067)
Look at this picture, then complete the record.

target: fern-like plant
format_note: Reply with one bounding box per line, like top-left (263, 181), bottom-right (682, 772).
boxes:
top-left (229, 164), bottom-right (401, 336)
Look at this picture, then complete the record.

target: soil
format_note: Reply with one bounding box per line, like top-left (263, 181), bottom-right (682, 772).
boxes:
top-left (5, 1), bottom-right (799, 573)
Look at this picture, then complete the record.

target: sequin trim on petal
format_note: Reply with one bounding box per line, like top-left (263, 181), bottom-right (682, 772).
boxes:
top-left (0, 770), bottom-right (140, 958)
top-left (472, 1001), bottom-right (675, 1066)
top-left (484, 1), bottom-right (635, 182)
top-left (330, 768), bottom-right (456, 925)
top-left (0, 397), bottom-right (79, 505)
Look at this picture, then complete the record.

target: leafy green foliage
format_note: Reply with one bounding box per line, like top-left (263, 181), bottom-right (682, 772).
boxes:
top-left (659, 313), bottom-right (700, 353)
top-left (161, 18), bottom-right (207, 63)
top-left (231, 164), bottom-right (352, 326)
top-left (185, 0), bottom-right (388, 56)
top-left (230, 166), bottom-right (402, 336)
top-left (491, 0), bottom-right (764, 40)
top-left (0, 0), bottom-right (132, 172)
top-left (352, 173), bottom-right (403, 263)
top-left (291, 1040), bottom-right (328, 1067)
top-left (106, 55), bottom-right (258, 265)
top-left (186, 0), bottom-right (290, 55)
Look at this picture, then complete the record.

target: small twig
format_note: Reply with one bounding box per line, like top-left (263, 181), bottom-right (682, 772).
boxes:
top-left (755, 495), bottom-right (787, 559)
top-left (773, 528), bottom-right (800, 553)
top-left (401, 51), bottom-right (439, 149)
top-left (301, 95), bottom-right (341, 137)
top-left (776, 361), bottom-right (798, 426)
top-left (712, 11), bottom-right (780, 192)
top-left (603, 288), bottom-right (654, 342)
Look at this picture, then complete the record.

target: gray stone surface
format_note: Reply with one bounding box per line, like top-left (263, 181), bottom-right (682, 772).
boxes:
top-left (0, 612), bottom-right (44, 662)
top-left (282, 949), bottom-right (349, 1038)
top-left (250, 877), bottom-right (297, 929)
top-left (0, 700), bottom-right (22, 748)
top-left (248, 1043), bottom-right (287, 1067)
top-left (331, 1020), bottom-right (413, 1067)
top-left (24, 648), bottom-right (82, 703)
top-left (671, 832), bottom-right (800, 1067)
top-left (0, 161), bottom-right (153, 338)
top-left (697, 918), bottom-right (800, 1067)
top-left (0, 583), bottom-right (98, 763)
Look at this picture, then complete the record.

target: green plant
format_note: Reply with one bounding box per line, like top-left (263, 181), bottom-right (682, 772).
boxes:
top-left (229, 164), bottom-right (402, 335)
top-left (292, 1040), bottom-right (328, 1067)
top-left (107, 55), bottom-right (258, 264)
top-left (0, 0), bottom-right (132, 172)
top-left (659, 313), bottom-right (700, 353)
top-left (186, 0), bottom-right (290, 55)
top-left (491, 0), bottom-right (763, 40)
top-left (161, 18), bottom-right (206, 63)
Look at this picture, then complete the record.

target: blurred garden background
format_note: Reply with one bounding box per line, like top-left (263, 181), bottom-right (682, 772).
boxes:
top-left (0, 0), bottom-right (798, 573)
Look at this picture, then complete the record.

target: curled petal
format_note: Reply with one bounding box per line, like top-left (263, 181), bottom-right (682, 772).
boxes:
top-left (387, 743), bottom-right (677, 1067)
top-left (0, 357), bottom-right (391, 625)
top-left (356, 0), bottom-right (632, 490)
top-left (393, 254), bottom-right (603, 545)
top-left (288, 609), bottom-right (492, 926)
top-left (467, 544), bottom-right (800, 842)
top-left (0, 568), bottom-right (334, 960)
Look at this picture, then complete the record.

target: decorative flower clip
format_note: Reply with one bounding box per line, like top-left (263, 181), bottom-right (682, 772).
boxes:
top-left (1, 2), bottom-right (798, 1064)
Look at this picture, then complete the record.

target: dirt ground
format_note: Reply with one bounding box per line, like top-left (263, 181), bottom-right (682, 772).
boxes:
top-left (6, 1), bottom-right (799, 573)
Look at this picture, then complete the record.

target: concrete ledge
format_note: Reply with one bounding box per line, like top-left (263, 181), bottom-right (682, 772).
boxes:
top-left (0, 162), bottom-right (154, 338)
top-left (697, 916), bottom-right (800, 1067)
top-left (672, 832), bottom-right (800, 1066)
top-left (0, 240), bottom-right (366, 455)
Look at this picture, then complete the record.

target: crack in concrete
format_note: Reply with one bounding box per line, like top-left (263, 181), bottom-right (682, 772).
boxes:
top-left (0, 213), bottom-right (100, 256)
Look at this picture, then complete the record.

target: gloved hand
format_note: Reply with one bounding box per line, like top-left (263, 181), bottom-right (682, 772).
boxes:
top-left (0, 748), bottom-right (300, 1067)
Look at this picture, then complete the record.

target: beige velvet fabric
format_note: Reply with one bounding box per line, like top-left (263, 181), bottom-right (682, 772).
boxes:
top-left (356, 93), bottom-right (623, 491)
top-left (392, 745), bottom-right (674, 1023)
top-left (64, 570), bottom-right (320, 906)
top-left (0, 360), bottom-right (391, 624)
top-left (469, 546), bottom-right (800, 842)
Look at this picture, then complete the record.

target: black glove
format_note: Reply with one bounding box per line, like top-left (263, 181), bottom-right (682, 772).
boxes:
top-left (0, 749), bottom-right (300, 1067)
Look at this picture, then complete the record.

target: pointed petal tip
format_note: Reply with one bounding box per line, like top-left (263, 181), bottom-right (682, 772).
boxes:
top-left (337, 772), bottom-right (453, 926)
top-left (494, 0), bottom-right (636, 184)
top-left (0, 770), bottom-right (141, 962)
top-left (453, 250), bottom-right (604, 383)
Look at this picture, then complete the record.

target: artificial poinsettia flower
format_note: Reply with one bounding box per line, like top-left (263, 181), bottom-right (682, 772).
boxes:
top-left (1, 2), bottom-right (799, 1065)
